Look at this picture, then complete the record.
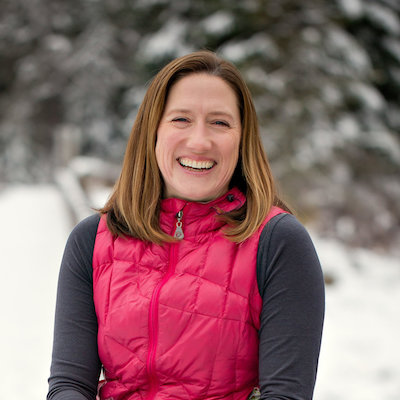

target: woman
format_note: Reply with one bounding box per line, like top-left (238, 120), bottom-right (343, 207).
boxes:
top-left (48, 51), bottom-right (324, 400)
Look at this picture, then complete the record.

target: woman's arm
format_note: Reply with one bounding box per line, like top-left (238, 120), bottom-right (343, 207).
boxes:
top-left (257, 214), bottom-right (325, 400)
top-left (47, 214), bottom-right (102, 400)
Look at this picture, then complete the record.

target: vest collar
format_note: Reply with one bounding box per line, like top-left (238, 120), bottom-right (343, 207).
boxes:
top-left (159, 187), bottom-right (245, 238)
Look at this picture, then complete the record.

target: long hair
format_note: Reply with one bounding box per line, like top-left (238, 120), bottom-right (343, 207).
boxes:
top-left (99, 50), bottom-right (289, 243)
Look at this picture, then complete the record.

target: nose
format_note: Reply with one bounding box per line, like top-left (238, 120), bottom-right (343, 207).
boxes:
top-left (186, 122), bottom-right (212, 152)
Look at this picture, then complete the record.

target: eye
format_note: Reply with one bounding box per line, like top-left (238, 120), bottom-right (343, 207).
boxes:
top-left (213, 120), bottom-right (230, 127)
top-left (170, 117), bottom-right (191, 128)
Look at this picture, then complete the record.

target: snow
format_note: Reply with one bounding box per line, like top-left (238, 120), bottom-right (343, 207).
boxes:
top-left (364, 3), bottom-right (400, 35)
top-left (336, 115), bottom-right (360, 140)
top-left (325, 26), bottom-right (371, 74)
top-left (1, 184), bottom-right (399, 399)
top-left (221, 33), bottom-right (279, 62)
top-left (42, 34), bottom-right (72, 53)
top-left (138, 19), bottom-right (193, 59)
top-left (348, 81), bottom-right (385, 111)
top-left (365, 129), bottom-right (400, 164)
top-left (337, 0), bottom-right (363, 18)
top-left (313, 237), bottom-right (400, 399)
top-left (201, 11), bottom-right (234, 35)
top-left (383, 37), bottom-right (400, 63)
top-left (0, 185), bottom-right (70, 400)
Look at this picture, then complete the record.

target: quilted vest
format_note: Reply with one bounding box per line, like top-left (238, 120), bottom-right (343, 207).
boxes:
top-left (93, 188), bottom-right (283, 400)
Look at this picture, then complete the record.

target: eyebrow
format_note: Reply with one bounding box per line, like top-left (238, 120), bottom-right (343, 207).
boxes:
top-left (164, 109), bottom-right (236, 120)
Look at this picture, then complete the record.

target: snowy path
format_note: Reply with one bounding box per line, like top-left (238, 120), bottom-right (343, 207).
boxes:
top-left (0, 185), bottom-right (70, 400)
top-left (0, 185), bottom-right (399, 400)
top-left (313, 238), bottom-right (400, 399)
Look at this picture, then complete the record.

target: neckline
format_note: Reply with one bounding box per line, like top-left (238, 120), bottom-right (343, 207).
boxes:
top-left (160, 187), bottom-right (245, 217)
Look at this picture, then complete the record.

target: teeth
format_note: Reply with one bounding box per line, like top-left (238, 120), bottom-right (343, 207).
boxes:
top-left (179, 158), bottom-right (215, 170)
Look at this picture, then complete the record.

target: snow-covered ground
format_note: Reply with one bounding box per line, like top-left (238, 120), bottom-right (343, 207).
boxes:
top-left (0, 185), bottom-right (70, 400)
top-left (313, 237), bottom-right (400, 399)
top-left (1, 185), bottom-right (399, 400)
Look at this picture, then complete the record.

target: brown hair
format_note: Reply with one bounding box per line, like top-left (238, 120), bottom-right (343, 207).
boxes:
top-left (100, 50), bottom-right (288, 243)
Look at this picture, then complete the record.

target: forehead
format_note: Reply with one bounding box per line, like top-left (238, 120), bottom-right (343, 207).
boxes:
top-left (165, 73), bottom-right (239, 113)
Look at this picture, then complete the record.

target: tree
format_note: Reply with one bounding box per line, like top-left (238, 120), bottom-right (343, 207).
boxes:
top-left (0, 0), bottom-right (399, 252)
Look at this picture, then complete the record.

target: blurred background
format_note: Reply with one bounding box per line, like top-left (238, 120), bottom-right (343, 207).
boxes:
top-left (0, 0), bottom-right (399, 399)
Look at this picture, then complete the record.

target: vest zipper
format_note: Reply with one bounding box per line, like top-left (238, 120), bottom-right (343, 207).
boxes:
top-left (146, 209), bottom-right (184, 399)
top-left (173, 210), bottom-right (184, 239)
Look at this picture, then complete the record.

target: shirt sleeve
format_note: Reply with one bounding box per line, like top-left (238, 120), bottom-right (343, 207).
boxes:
top-left (47, 214), bottom-right (102, 400)
top-left (257, 213), bottom-right (325, 400)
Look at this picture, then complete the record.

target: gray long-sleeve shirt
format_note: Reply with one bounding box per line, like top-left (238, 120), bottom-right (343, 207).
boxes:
top-left (48, 213), bottom-right (325, 400)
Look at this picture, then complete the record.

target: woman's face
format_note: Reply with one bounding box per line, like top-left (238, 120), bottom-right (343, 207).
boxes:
top-left (155, 73), bottom-right (241, 202)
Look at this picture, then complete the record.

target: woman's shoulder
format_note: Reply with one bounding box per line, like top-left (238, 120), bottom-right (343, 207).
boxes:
top-left (67, 213), bottom-right (101, 246)
top-left (261, 212), bottom-right (314, 247)
top-left (257, 212), bottom-right (321, 296)
top-left (62, 214), bottom-right (101, 278)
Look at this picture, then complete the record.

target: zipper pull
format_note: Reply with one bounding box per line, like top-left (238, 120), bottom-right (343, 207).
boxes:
top-left (173, 210), bottom-right (184, 240)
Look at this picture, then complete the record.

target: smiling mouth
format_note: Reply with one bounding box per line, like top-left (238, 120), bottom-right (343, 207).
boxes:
top-left (178, 157), bottom-right (216, 171)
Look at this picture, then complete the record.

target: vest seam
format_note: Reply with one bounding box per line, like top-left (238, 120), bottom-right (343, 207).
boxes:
top-left (193, 231), bottom-right (211, 316)
top-left (204, 317), bottom-right (222, 398)
top-left (154, 299), bottom-right (256, 325)
top-left (173, 269), bottom-right (251, 300)
top-left (95, 265), bottom-right (254, 302)
top-left (221, 234), bottom-right (237, 319)
top-left (151, 369), bottom-right (194, 399)
top-left (95, 258), bottom-right (167, 270)
top-left (234, 323), bottom-right (238, 397)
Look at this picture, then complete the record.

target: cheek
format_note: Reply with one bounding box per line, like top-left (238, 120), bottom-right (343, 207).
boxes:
top-left (155, 133), bottom-right (177, 176)
top-left (156, 128), bottom-right (177, 155)
top-left (227, 137), bottom-right (240, 164)
top-left (155, 139), bottom-right (167, 177)
top-left (155, 131), bottom-right (168, 159)
top-left (155, 140), bottom-right (162, 166)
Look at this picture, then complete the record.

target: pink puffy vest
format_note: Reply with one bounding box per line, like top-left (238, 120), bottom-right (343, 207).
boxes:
top-left (93, 188), bottom-right (283, 400)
